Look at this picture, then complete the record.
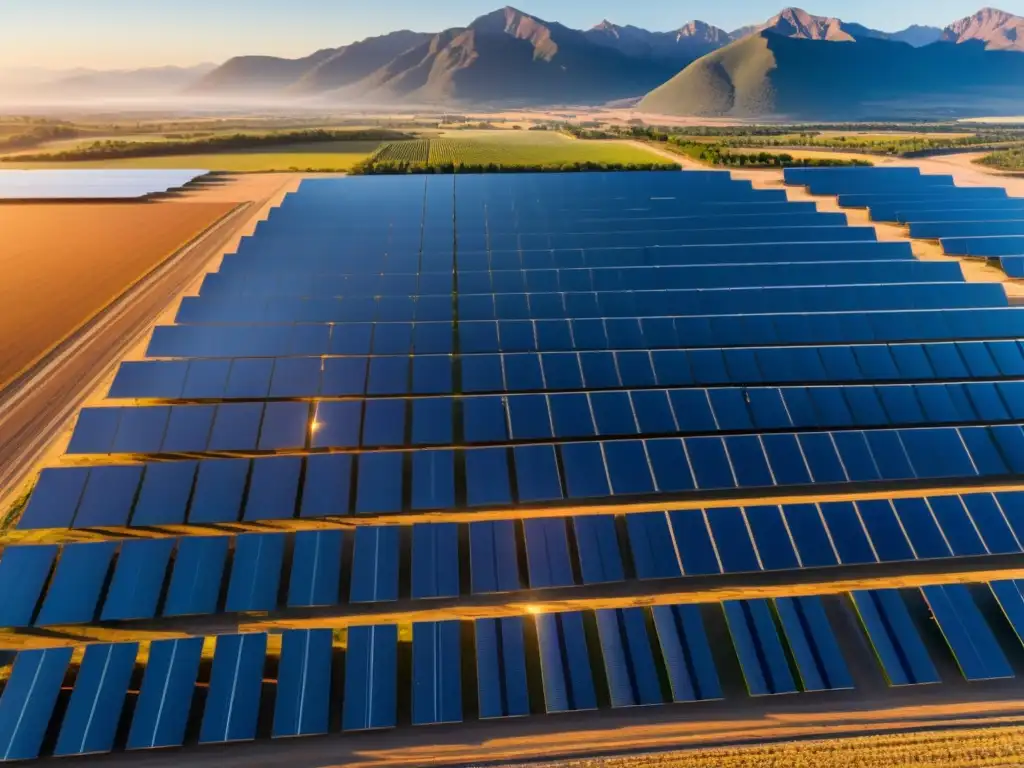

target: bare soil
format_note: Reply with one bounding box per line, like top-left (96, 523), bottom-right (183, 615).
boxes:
top-left (0, 201), bottom-right (235, 388)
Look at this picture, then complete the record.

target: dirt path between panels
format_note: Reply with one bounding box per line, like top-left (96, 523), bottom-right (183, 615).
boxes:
top-left (53, 694), bottom-right (1024, 768)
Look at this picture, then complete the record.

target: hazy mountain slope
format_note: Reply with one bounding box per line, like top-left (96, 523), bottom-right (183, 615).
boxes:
top-left (942, 7), bottom-right (1024, 51)
top-left (191, 50), bottom-right (336, 93)
top-left (889, 25), bottom-right (943, 46)
top-left (585, 20), bottom-right (731, 62)
top-left (290, 31), bottom-right (433, 92)
top-left (45, 64), bottom-right (215, 96)
top-left (639, 32), bottom-right (1024, 118)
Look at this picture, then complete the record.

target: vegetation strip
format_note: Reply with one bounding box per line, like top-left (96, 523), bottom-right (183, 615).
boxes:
top-left (6, 128), bottom-right (412, 162)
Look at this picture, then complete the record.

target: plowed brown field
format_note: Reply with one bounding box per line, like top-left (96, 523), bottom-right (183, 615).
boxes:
top-left (0, 201), bottom-right (235, 388)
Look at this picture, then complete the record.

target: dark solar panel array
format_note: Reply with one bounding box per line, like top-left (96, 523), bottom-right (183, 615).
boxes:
top-left (3, 579), bottom-right (1024, 758)
top-left (8, 489), bottom-right (1024, 625)
top-left (784, 166), bottom-right (1024, 276)
top-left (6, 169), bottom-right (1024, 761)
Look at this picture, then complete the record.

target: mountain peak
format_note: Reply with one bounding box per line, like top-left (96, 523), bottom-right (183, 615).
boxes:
top-left (470, 6), bottom-right (537, 29)
top-left (942, 6), bottom-right (1024, 50)
top-left (762, 7), bottom-right (857, 42)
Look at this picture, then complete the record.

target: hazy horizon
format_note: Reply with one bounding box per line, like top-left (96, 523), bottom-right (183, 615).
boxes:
top-left (1, 0), bottom-right (1021, 70)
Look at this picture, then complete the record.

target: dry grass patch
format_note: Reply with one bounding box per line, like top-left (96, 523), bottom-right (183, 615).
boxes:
top-left (511, 726), bottom-right (1024, 768)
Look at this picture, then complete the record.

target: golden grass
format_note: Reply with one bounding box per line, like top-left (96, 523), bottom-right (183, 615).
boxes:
top-left (0, 202), bottom-right (235, 388)
top-left (512, 726), bottom-right (1024, 768)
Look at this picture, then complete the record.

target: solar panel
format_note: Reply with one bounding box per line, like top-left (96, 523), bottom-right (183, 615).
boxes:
top-left (535, 611), bottom-right (597, 713)
top-left (595, 607), bottom-right (663, 707)
top-left (411, 621), bottom-right (463, 725)
top-left (273, 629), bottom-right (333, 738)
top-left (920, 584), bottom-right (1013, 681)
top-left (0, 545), bottom-right (57, 627)
top-left (35, 541), bottom-right (117, 626)
top-left (343, 625), bottom-right (397, 731)
top-left (722, 599), bottom-right (798, 696)
top-left (850, 589), bottom-right (940, 686)
top-left (0, 648), bottom-right (73, 760)
top-left (54, 643), bottom-right (139, 757)
top-left (127, 637), bottom-right (203, 750)
top-left (200, 633), bottom-right (267, 743)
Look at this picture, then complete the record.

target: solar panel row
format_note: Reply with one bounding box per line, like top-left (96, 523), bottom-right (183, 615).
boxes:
top-left (198, 259), bottom-right (960, 299)
top-left (112, 339), bottom-right (1024, 402)
top-left (146, 307), bottom-right (1024, 359)
top-left (21, 423), bottom-right (1024, 530)
top-left (5, 578), bottom-right (1024, 759)
top-left (789, 166), bottom-right (1023, 282)
top-left (173, 282), bottom-right (1000, 324)
top-left (9, 490), bottom-right (1024, 622)
top-left (72, 381), bottom-right (1024, 459)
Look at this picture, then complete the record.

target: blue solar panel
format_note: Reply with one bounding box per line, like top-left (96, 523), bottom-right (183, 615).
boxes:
top-left (475, 616), bottom-right (530, 719)
top-left (36, 541), bottom-right (117, 626)
top-left (595, 607), bottom-right (663, 707)
top-left (412, 621), bottom-right (463, 725)
top-left (651, 604), bottom-right (722, 702)
top-left (0, 647), bottom-right (73, 760)
top-left (535, 611), bottom-right (597, 712)
top-left (226, 533), bottom-right (285, 613)
top-left (288, 530), bottom-right (343, 608)
top-left (722, 599), bottom-right (798, 695)
top-left (350, 526), bottom-right (399, 603)
top-left (164, 536), bottom-right (229, 616)
top-left (0, 545), bottom-right (57, 627)
top-left (921, 584), bottom-right (1013, 681)
top-left (774, 596), bottom-right (853, 691)
top-left (343, 625), bottom-right (397, 731)
top-left (55, 642), bottom-right (139, 756)
top-left (411, 523), bottom-right (459, 599)
top-left (18, 467), bottom-right (89, 530)
top-left (101, 538), bottom-right (175, 621)
top-left (273, 629), bottom-right (333, 738)
top-left (851, 589), bottom-right (940, 686)
top-left (127, 637), bottom-right (203, 750)
top-left (524, 518), bottom-right (575, 589)
top-left (470, 519), bottom-right (521, 594)
top-left (200, 633), bottom-right (267, 743)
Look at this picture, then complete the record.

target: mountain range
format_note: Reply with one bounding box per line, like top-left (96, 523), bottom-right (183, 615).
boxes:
top-left (0, 64), bottom-right (215, 98)
top-left (5, 7), bottom-right (1024, 118)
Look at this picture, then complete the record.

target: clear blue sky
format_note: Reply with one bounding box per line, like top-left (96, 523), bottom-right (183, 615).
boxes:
top-left (1, 0), bottom-right (1021, 69)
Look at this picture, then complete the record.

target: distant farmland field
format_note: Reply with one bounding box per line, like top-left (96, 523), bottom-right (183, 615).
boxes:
top-left (0, 141), bottom-right (382, 172)
top-left (373, 139), bottom-right (430, 163)
top-left (0, 202), bottom-right (235, 387)
top-left (371, 131), bottom-right (672, 168)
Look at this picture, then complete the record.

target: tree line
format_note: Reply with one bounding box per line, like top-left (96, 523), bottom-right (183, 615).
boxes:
top-left (350, 159), bottom-right (681, 175)
top-left (6, 129), bottom-right (414, 162)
